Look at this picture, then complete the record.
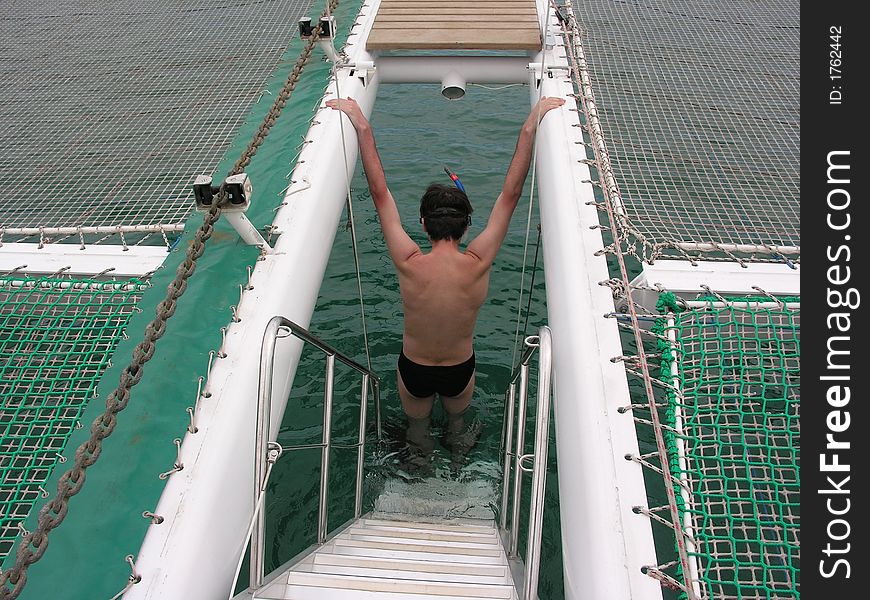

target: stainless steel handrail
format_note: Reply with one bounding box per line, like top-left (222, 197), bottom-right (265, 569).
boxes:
top-left (523, 327), bottom-right (552, 599)
top-left (499, 326), bottom-right (553, 600)
top-left (510, 360), bottom-right (530, 557)
top-left (500, 339), bottom-right (538, 531)
top-left (250, 315), bottom-right (382, 589)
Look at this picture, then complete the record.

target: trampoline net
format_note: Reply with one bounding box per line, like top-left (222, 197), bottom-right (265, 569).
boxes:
top-left (0, 276), bottom-right (145, 561)
top-left (571, 0), bottom-right (799, 257)
top-left (0, 0), bottom-right (314, 232)
top-left (658, 295), bottom-right (800, 598)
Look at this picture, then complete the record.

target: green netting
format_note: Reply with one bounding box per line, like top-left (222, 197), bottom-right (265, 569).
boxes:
top-left (0, 276), bottom-right (145, 560)
top-left (655, 293), bottom-right (799, 599)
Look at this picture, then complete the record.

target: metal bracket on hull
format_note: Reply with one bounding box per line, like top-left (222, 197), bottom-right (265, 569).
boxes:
top-left (193, 173), bottom-right (272, 252)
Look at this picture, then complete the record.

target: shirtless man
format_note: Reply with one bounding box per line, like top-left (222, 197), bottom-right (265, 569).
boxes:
top-left (327, 95), bottom-right (565, 460)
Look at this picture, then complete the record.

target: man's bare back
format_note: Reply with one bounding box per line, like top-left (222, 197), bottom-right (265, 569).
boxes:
top-left (326, 95), bottom-right (565, 460)
top-left (398, 245), bottom-right (489, 366)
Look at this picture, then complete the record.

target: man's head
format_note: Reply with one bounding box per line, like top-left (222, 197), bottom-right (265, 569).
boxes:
top-left (419, 183), bottom-right (473, 242)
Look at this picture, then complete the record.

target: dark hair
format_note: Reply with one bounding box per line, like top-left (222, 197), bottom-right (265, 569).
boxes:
top-left (419, 183), bottom-right (473, 241)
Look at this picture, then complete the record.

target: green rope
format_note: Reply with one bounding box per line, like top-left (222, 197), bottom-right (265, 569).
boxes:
top-left (655, 292), bottom-right (800, 599)
top-left (0, 276), bottom-right (146, 561)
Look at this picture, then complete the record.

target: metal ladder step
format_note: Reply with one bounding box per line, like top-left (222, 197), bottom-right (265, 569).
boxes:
top-left (323, 543), bottom-right (507, 565)
top-left (361, 517), bottom-right (496, 535)
top-left (256, 584), bottom-right (509, 600)
top-left (306, 552), bottom-right (512, 584)
top-left (330, 537), bottom-right (505, 561)
top-left (267, 571), bottom-right (516, 599)
top-left (346, 524), bottom-right (499, 545)
top-left (251, 516), bottom-right (517, 599)
top-left (342, 530), bottom-right (500, 550)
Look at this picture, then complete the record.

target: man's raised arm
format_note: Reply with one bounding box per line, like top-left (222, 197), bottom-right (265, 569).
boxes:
top-left (326, 97), bottom-right (419, 263)
top-left (467, 96), bottom-right (565, 265)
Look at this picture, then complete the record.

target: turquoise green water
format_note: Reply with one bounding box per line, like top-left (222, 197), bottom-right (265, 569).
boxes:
top-left (264, 82), bottom-right (566, 598)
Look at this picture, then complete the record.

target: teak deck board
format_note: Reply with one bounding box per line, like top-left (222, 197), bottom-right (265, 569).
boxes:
top-left (367, 0), bottom-right (541, 51)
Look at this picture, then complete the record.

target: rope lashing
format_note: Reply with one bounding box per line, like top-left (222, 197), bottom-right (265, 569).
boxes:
top-left (325, 0), bottom-right (374, 376)
top-left (559, 0), bottom-right (699, 596)
top-left (520, 224), bottom-right (543, 343)
top-left (511, 0), bottom-right (555, 369)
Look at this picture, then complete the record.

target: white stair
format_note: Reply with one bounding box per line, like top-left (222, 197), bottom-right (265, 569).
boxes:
top-left (254, 516), bottom-right (518, 600)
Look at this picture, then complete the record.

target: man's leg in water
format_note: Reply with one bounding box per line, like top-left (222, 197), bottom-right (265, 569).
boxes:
top-left (397, 370), bottom-right (436, 457)
top-left (440, 372), bottom-right (474, 430)
top-left (441, 374), bottom-right (481, 460)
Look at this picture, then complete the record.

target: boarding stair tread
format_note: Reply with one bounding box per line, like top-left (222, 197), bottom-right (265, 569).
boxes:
top-left (254, 515), bottom-right (518, 599)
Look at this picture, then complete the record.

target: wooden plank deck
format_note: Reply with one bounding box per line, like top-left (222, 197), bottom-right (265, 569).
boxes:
top-left (367, 0), bottom-right (541, 51)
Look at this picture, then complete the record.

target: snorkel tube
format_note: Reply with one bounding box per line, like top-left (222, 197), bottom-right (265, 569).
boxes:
top-left (443, 165), bottom-right (466, 193)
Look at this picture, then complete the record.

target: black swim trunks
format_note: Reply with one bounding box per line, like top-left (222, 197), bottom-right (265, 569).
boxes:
top-left (398, 350), bottom-right (476, 398)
